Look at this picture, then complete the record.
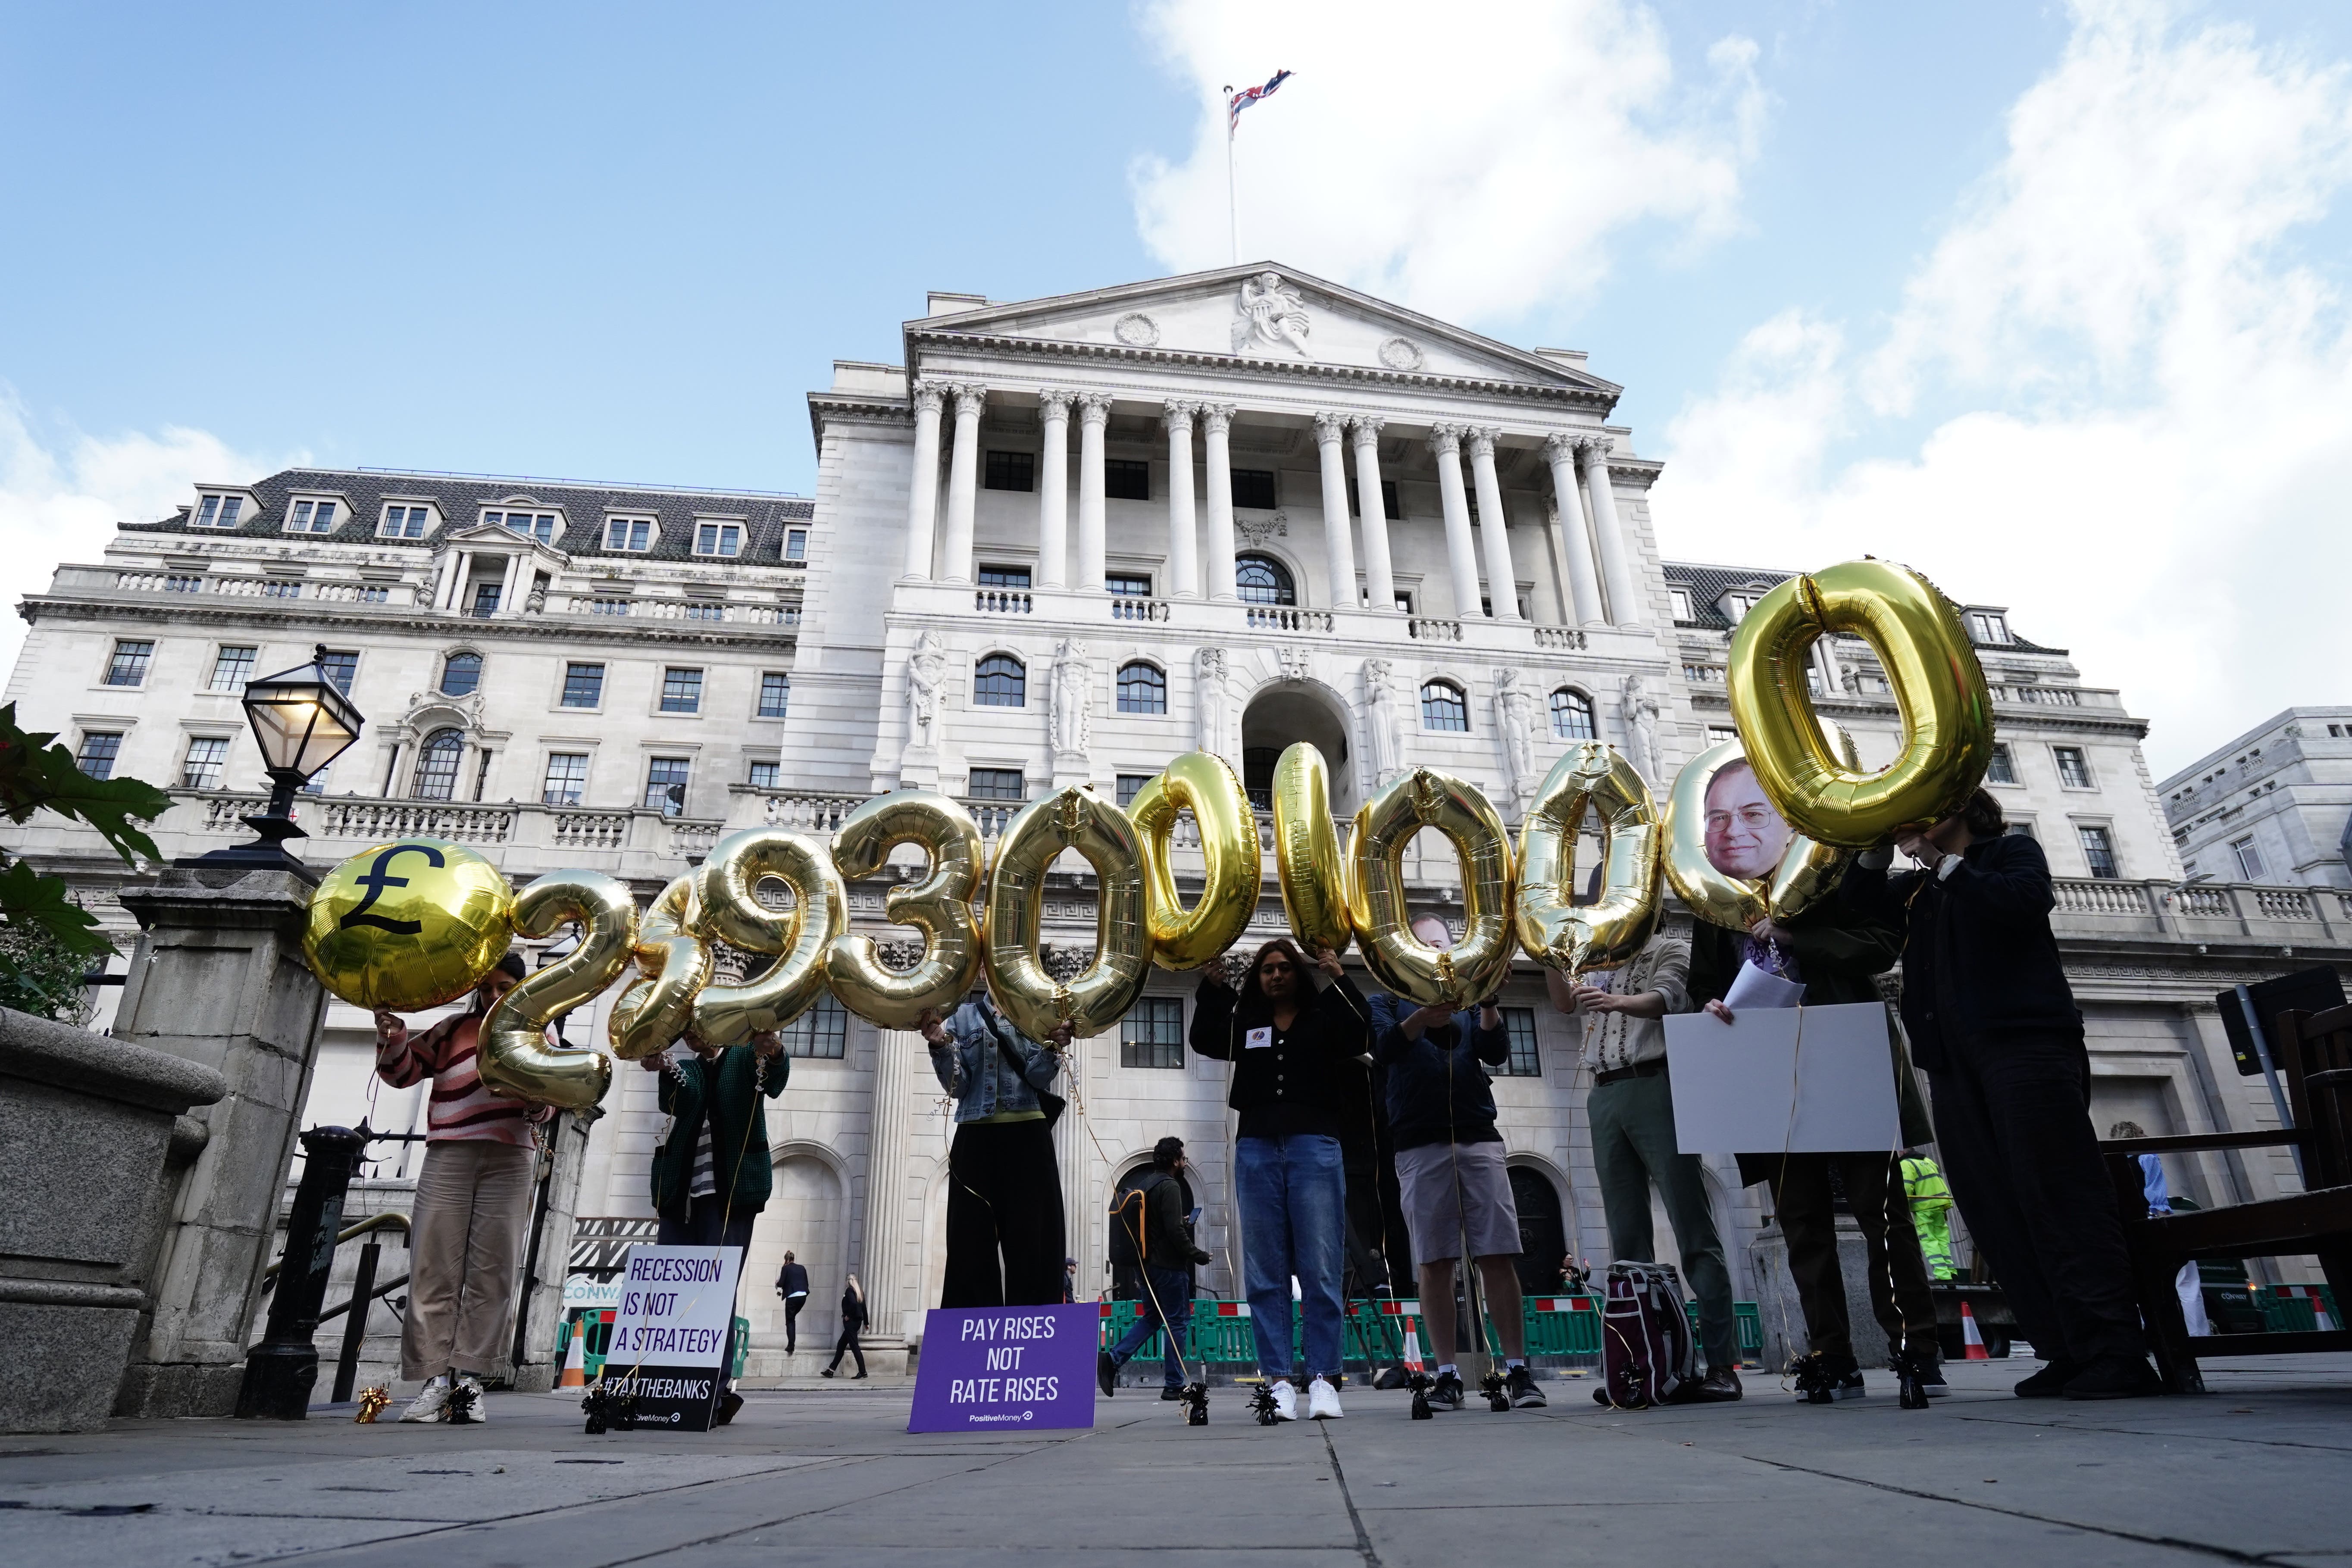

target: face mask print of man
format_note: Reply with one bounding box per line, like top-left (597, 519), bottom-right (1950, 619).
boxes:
top-left (1702, 759), bottom-right (1793, 881)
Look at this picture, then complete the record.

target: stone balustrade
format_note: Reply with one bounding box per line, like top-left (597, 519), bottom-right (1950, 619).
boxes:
top-left (1408, 617), bottom-right (1463, 642)
top-left (974, 589), bottom-right (1033, 615)
top-left (1109, 596), bottom-right (1173, 623)
top-left (559, 596), bottom-right (799, 626)
top-left (1533, 627), bottom-right (1588, 650)
top-left (172, 791), bottom-right (721, 882)
top-left (1244, 606), bottom-right (1333, 633)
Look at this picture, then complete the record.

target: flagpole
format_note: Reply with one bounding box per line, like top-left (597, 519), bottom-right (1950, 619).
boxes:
top-left (1223, 86), bottom-right (1237, 264)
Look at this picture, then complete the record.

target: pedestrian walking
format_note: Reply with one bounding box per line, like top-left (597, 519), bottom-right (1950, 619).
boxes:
top-left (823, 1274), bottom-right (869, 1379)
top-left (1098, 1136), bottom-right (1213, 1400)
top-left (920, 988), bottom-right (1072, 1307)
top-left (776, 1251), bottom-right (810, 1355)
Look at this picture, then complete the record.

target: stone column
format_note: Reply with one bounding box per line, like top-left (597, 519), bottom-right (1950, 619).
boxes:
top-left (436, 551), bottom-right (469, 610)
top-left (860, 1026), bottom-right (919, 1346)
top-left (903, 380), bottom-right (946, 580)
top-left (430, 551), bottom-right (460, 610)
top-left (1074, 392), bottom-right (1112, 593)
top-left (1163, 401), bottom-right (1200, 600)
top-left (1201, 404), bottom-right (1239, 603)
top-left (1351, 418), bottom-right (1397, 613)
top-left (1814, 636), bottom-right (1844, 696)
top-left (111, 866), bottom-right (330, 1419)
top-left (1545, 434), bottom-right (1606, 626)
top-left (1578, 437), bottom-right (1642, 627)
top-left (496, 552), bottom-right (524, 617)
top-left (939, 382), bottom-right (987, 585)
top-left (1467, 427), bottom-right (1520, 621)
top-left (1035, 391), bottom-right (1072, 591)
top-left (1314, 413), bottom-right (1357, 610)
top-left (1429, 425), bottom-right (1486, 620)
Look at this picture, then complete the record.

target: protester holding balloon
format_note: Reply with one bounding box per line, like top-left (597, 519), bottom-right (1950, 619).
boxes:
top-left (921, 990), bottom-right (1073, 1308)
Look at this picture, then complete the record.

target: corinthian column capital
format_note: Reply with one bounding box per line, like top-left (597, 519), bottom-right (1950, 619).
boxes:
top-left (1036, 389), bottom-right (1074, 421)
top-left (1199, 403), bottom-right (1235, 436)
top-left (910, 379), bottom-right (947, 415)
top-left (1349, 415), bottom-right (1385, 446)
top-left (1162, 399), bottom-right (1199, 432)
top-left (951, 382), bottom-right (989, 416)
top-left (1543, 430), bottom-right (1578, 464)
top-left (1466, 426), bottom-right (1500, 460)
top-left (1575, 434), bottom-right (1613, 464)
top-left (1426, 423), bottom-right (1464, 457)
top-left (1075, 391), bottom-right (1114, 425)
top-left (1313, 410), bottom-right (1349, 445)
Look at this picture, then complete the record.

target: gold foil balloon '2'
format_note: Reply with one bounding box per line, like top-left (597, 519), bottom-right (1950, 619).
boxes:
top-left (303, 838), bottom-right (516, 1012)
top-left (826, 790), bottom-right (985, 1029)
top-left (1514, 743), bottom-right (1662, 973)
top-left (1728, 559), bottom-right (1995, 847)
top-left (1127, 750), bottom-right (1258, 971)
top-left (691, 827), bottom-right (848, 1044)
top-left (1348, 767), bottom-right (1517, 1009)
top-left (984, 784), bottom-right (1152, 1040)
top-left (607, 873), bottom-right (710, 1061)
top-left (1662, 735), bottom-right (1860, 932)
top-left (476, 870), bottom-right (634, 1111)
top-left (1270, 743), bottom-right (1352, 956)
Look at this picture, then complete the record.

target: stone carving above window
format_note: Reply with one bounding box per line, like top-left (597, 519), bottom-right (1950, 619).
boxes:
top-left (1234, 514), bottom-right (1289, 546)
top-left (1113, 312), bottom-right (1160, 347)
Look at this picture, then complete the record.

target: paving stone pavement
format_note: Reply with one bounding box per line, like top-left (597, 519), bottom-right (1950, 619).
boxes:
top-left (4, 1355), bottom-right (2349, 1567)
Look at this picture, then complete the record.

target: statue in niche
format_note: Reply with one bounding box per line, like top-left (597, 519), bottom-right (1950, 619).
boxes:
top-left (903, 629), bottom-right (946, 761)
top-left (1619, 671), bottom-right (1664, 782)
top-left (1493, 667), bottom-right (1539, 802)
top-left (1195, 647), bottom-right (1227, 753)
top-left (1232, 271), bottom-right (1315, 361)
top-left (1050, 638), bottom-right (1092, 757)
top-left (1364, 658), bottom-right (1404, 785)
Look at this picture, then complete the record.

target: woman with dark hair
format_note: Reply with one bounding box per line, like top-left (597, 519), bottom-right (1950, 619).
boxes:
top-left (1191, 937), bottom-right (1370, 1422)
top-left (1844, 788), bottom-right (2161, 1400)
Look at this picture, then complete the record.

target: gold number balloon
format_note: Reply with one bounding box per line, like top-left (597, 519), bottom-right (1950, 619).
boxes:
top-left (1662, 734), bottom-right (1860, 931)
top-left (691, 827), bottom-right (849, 1044)
top-left (1347, 767), bottom-right (1517, 1008)
top-left (1728, 558), bottom-right (1995, 846)
top-left (477, 870), bottom-right (635, 1110)
top-left (826, 790), bottom-right (985, 1028)
top-left (984, 784), bottom-right (1152, 1040)
top-left (303, 838), bottom-right (515, 1011)
top-left (607, 874), bottom-right (710, 1061)
top-left (1270, 743), bottom-right (1352, 955)
top-left (1126, 750), bottom-right (1259, 970)
top-left (1514, 743), bottom-right (1662, 973)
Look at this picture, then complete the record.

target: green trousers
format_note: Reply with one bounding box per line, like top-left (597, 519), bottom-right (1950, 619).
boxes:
top-left (1589, 1066), bottom-right (1740, 1370)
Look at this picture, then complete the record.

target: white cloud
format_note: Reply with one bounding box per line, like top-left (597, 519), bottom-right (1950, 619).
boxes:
top-left (1130, 0), bottom-right (1764, 322)
top-left (1658, 0), bottom-right (2352, 776)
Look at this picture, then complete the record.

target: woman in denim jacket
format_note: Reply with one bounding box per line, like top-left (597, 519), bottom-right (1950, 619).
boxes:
top-left (920, 990), bottom-right (1074, 1307)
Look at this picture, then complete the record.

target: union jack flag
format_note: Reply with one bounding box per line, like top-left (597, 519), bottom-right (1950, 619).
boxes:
top-left (1227, 69), bottom-right (1292, 133)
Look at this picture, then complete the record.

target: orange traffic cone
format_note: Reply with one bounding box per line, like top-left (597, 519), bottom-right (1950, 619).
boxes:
top-left (1400, 1314), bottom-right (1427, 1376)
top-left (1960, 1301), bottom-right (1990, 1360)
top-left (558, 1315), bottom-right (589, 1388)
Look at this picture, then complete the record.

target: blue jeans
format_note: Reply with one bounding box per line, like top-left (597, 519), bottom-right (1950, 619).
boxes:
top-left (1235, 1133), bottom-right (1345, 1381)
top-left (1107, 1265), bottom-right (1195, 1387)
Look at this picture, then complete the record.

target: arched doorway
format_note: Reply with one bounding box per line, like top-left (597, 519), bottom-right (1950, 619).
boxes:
top-left (1239, 685), bottom-right (1357, 814)
top-left (1508, 1166), bottom-right (1569, 1295)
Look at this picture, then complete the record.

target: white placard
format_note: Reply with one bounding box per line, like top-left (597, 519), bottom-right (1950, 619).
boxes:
top-left (1664, 1001), bottom-right (1898, 1155)
top-left (601, 1244), bottom-right (741, 1430)
top-left (1723, 960), bottom-right (1806, 1013)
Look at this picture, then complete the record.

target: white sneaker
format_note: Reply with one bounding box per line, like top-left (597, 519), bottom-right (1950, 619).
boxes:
top-left (450, 1374), bottom-right (488, 1424)
top-left (398, 1377), bottom-right (449, 1424)
top-left (1270, 1380), bottom-right (1299, 1421)
top-left (1307, 1376), bottom-right (1344, 1420)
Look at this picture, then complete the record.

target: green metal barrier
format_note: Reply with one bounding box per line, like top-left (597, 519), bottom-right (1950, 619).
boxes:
top-left (2256, 1283), bottom-right (2341, 1333)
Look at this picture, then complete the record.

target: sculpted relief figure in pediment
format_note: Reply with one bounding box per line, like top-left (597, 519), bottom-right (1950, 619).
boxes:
top-left (1232, 271), bottom-right (1314, 361)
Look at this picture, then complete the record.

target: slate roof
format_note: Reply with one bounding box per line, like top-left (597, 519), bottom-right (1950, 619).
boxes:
top-left (1661, 560), bottom-right (2064, 655)
top-left (123, 467), bottom-right (814, 565)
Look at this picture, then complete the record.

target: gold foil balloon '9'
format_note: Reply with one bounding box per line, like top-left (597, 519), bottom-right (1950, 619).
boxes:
top-left (1270, 743), bottom-right (1352, 955)
top-left (1514, 743), bottom-right (1662, 973)
top-left (826, 791), bottom-right (985, 1028)
top-left (1127, 750), bottom-right (1258, 970)
top-left (302, 837), bottom-right (515, 1012)
top-left (1662, 734), bottom-right (1861, 932)
top-left (1348, 767), bottom-right (1517, 1009)
top-left (984, 784), bottom-right (1151, 1040)
top-left (691, 828), bottom-right (848, 1044)
top-left (1728, 559), bottom-right (1995, 847)
top-left (607, 874), bottom-right (709, 1061)
top-left (476, 870), bottom-right (635, 1111)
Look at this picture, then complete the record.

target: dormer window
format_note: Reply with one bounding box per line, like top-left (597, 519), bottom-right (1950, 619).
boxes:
top-left (1668, 588), bottom-right (1694, 621)
top-left (605, 516), bottom-right (654, 552)
top-left (784, 527), bottom-right (808, 562)
top-left (694, 523), bottom-right (743, 558)
top-left (1967, 610), bottom-right (2011, 644)
top-left (486, 509), bottom-right (559, 544)
top-left (381, 504), bottom-right (433, 539)
top-left (194, 494), bottom-right (244, 528)
top-left (1722, 591), bottom-right (1762, 623)
top-left (285, 498), bottom-right (341, 534)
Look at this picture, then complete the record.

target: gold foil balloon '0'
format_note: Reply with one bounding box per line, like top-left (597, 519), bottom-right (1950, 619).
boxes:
top-left (1662, 735), bottom-right (1860, 932)
top-left (1348, 767), bottom-right (1517, 1009)
top-left (984, 784), bottom-right (1151, 1040)
top-left (1728, 559), bottom-right (1995, 847)
top-left (477, 870), bottom-right (634, 1111)
top-left (1127, 750), bottom-right (1258, 971)
top-left (1514, 743), bottom-right (1662, 973)
top-left (302, 837), bottom-right (515, 1012)
top-left (826, 790), bottom-right (985, 1028)
top-left (1270, 743), bottom-right (1352, 955)
top-left (691, 828), bottom-right (848, 1044)
top-left (607, 873), bottom-right (709, 1061)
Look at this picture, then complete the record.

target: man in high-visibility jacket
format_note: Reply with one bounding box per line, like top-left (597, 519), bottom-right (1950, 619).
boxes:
top-left (1901, 1153), bottom-right (1961, 1280)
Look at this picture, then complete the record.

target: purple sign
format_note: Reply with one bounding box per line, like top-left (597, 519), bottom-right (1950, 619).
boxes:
top-left (907, 1305), bottom-right (1097, 1433)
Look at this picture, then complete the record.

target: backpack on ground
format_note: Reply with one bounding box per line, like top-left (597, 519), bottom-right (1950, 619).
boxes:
top-left (1106, 1170), bottom-right (1173, 1268)
top-left (1595, 1261), bottom-right (1698, 1409)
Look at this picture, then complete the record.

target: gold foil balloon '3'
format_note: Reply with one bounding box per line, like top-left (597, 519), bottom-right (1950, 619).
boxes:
top-left (826, 790), bottom-right (985, 1029)
top-left (1126, 750), bottom-right (1259, 971)
top-left (984, 784), bottom-right (1152, 1040)
top-left (1514, 743), bottom-right (1662, 973)
top-left (1663, 735), bottom-right (1859, 932)
top-left (1728, 559), bottom-right (1995, 847)
top-left (1348, 767), bottom-right (1517, 1009)
top-left (302, 837), bottom-right (515, 1012)
top-left (691, 827), bottom-right (848, 1044)
top-left (1270, 743), bottom-right (1352, 956)
top-left (477, 870), bottom-right (634, 1110)
top-left (607, 873), bottom-right (710, 1061)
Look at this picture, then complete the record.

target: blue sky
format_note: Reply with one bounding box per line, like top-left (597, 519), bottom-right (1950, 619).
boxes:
top-left (5, 1), bottom-right (2349, 771)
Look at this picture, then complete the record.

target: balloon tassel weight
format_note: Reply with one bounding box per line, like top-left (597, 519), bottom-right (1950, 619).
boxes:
top-left (1179, 1381), bottom-right (1210, 1427)
top-left (1407, 1369), bottom-right (1435, 1421)
top-left (582, 1383), bottom-right (638, 1435)
top-left (442, 1376), bottom-right (478, 1425)
top-left (1480, 1369), bottom-right (1511, 1413)
top-left (353, 1385), bottom-right (390, 1424)
top-left (1248, 1382), bottom-right (1282, 1427)
top-left (1891, 1343), bottom-right (1932, 1412)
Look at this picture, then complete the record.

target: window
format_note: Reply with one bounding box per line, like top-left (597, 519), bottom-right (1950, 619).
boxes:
top-left (1348, 479), bottom-right (1402, 520)
top-left (193, 494), bottom-right (244, 528)
top-left (258, 579), bottom-right (299, 599)
top-left (604, 517), bottom-right (654, 552)
top-left (165, 574), bottom-right (202, 593)
top-left (318, 650), bottom-right (358, 695)
top-left (1120, 997), bottom-right (1185, 1069)
top-left (286, 499), bottom-right (339, 534)
top-left (488, 510), bottom-right (557, 544)
top-left (1421, 680), bottom-right (1469, 732)
top-left (2077, 825), bottom-right (2119, 880)
top-left (694, 523), bottom-right (742, 557)
top-left (356, 585), bottom-right (389, 604)
top-left (1705, 725), bottom-right (1739, 747)
top-left (411, 728), bottom-right (464, 800)
top-left (1987, 744), bottom-right (2017, 785)
top-left (660, 667), bottom-right (704, 714)
top-left (105, 640), bottom-right (153, 686)
top-left (471, 582), bottom-right (501, 616)
top-left (1495, 1007), bottom-right (1542, 1077)
top-left (784, 527), bottom-right (807, 562)
top-left (382, 504), bottom-right (431, 539)
top-left (440, 651), bottom-right (483, 697)
top-left (209, 645), bottom-right (257, 693)
top-left (644, 757), bottom-right (691, 815)
top-left (1230, 469), bottom-right (1277, 510)
top-left (181, 735), bottom-right (230, 789)
top-left (1235, 553), bottom-right (1295, 605)
top-left (973, 654), bottom-right (1026, 707)
top-left (2006, 820), bottom-right (2037, 841)
top-left (1550, 688), bottom-right (1595, 739)
top-left (1668, 588), bottom-right (1694, 621)
top-left (1106, 573), bottom-right (1153, 598)
top-left (748, 760), bottom-right (781, 790)
top-left (1244, 746), bottom-right (1277, 810)
top-left (1116, 773), bottom-right (1151, 808)
top-left (2232, 836), bottom-right (2267, 881)
top-left (1117, 661), bottom-right (1167, 714)
top-left (968, 768), bottom-right (1025, 801)
top-left (1104, 459), bottom-right (1150, 502)
top-left (1968, 611), bottom-right (2011, 644)
top-left (542, 753), bottom-right (589, 807)
top-left (758, 672), bottom-right (790, 719)
top-left (682, 601), bottom-right (724, 621)
top-left (1722, 592), bottom-right (1761, 622)
top-left (780, 993), bottom-right (849, 1059)
top-left (2054, 747), bottom-right (2092, 789)
top-left (977, 565), bottom-right (1032, 589)
top-left (76, 732), bottom-right (122, 780)
top-left (591, 598), bottom-right (631, 616)
top-left (561, 662), bottom-right (605, 708)
top-left (984, 451), bottom-right (1035, 492)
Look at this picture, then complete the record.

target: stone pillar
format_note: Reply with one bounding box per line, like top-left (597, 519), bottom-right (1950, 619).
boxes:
top-left (1351, 417), bottom-right (1397, 613)
top-left (1035, 391), bottom-right (1072, 591)
top-left (1314, 412), bottom-right (1357, 610)
top-left (1814, 636), bottom-right (1844, 696)
top-left (939, 383), bottom-right (986, 585)
top-left (1201, 404), bottom-right (1239, 603)
top-left (1578, 437), bottom-right (1642, 627)
top-left (903, 381), bottom-right (947, 580)
top-left (1467, 427), bottom-right (1520, 621)
top-left (496, 552), bottom-right (524, 617)
top-left (507, 1107), bottom-right (600, 1392)
top-left (430, 551), bottom-right (460, 610)
top-left (1545, 434), bottom-right (1606, 626)
top-left (436, 551), bottom-right (469, 610)
top-left (1163, 401), bottom-right (1200, 600)
top-left (1429, 425), bottom-right (1486, 620)
top-left (112, 866), bottom-right (330, 1419)
top-left (861, 1027), bottom-right (919, 1346)
top-left (1074, 392), bottom-right (1112, 593)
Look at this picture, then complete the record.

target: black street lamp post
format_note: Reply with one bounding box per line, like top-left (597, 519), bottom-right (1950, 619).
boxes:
top-left (185, 643), bottom-right (365, 878)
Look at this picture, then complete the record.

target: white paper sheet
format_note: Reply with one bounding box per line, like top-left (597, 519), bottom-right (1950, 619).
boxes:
top-left (1722, 959), bottom-right (1806, 1013)
top-left (1664, 1000), bottom-right (1898, 1155)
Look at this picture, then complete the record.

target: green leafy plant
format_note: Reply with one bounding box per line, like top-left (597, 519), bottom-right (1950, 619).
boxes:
top-left (0, 702), bottom-right (172, 961)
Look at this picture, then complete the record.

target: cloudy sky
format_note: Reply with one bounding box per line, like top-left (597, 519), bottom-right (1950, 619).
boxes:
top-left (3, 0), bottom-right (2346, 774)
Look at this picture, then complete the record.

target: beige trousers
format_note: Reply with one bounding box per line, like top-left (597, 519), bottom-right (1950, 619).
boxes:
top-left (402, 1139), bottom-right (536, 1380)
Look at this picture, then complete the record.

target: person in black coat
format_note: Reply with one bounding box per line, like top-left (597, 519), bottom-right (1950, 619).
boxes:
top-left (1844, 788), bottom-right (2159, 1399)
top-left (822, 1274), bottom-right (868, 1379)
top-left (775, 1252), bottom-right (810, 1356)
